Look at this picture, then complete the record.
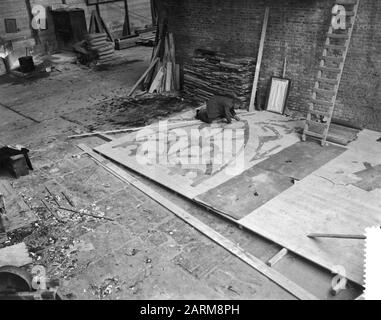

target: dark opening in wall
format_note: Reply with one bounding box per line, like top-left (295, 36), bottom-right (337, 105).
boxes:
top-left (4, 19), bottom-right (18, 33)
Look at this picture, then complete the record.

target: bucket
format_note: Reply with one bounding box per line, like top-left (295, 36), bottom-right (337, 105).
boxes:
top-left (18, 56), bottom-right (35, 73)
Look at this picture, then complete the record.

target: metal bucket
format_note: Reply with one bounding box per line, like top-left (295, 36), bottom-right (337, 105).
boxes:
top-left (18, 56), bottom-right (35, 73)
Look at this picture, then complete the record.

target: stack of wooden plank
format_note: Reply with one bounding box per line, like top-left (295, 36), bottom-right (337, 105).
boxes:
top-left (86, 33), bottom-right (115, 64)
top-left (115, 34), bottom-right (139, 50)
top-left (115, 28), bottom-right (157, 50)
top-left (183, 50), bottom-right (256, 108)
top-left (136, 30), bottom-right (156, 47)
top-left (147, 32), bottom-right (180, 93)
top-left (128, 31), bottom-right (180, 96)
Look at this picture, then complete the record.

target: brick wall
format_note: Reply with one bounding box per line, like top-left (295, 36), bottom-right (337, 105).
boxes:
top-left (0, 0), bottom-right (34, 47)
top-left (162, 0), bottom-right (381, 131)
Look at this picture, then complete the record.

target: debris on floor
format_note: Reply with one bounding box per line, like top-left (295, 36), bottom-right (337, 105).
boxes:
top-left (62, 94), bottom-right (194, 133)
top-left (0, 180), bottom-right (37, 234)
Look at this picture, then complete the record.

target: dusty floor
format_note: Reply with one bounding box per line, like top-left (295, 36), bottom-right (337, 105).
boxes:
top-left (0, 47), bottom-right (361, 300)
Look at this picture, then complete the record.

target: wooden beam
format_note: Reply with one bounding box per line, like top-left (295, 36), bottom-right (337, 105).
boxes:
top-left (308, 233), bottom-right (366, 240)
top-left (78, 144), bottom-right (318, 300)
top-left (249, 7), bottom-right (269, 112)
top-left (95, 4), bottom-right (114, 42)
top-left (128, 57), bottom-right (159, 96)
top-left (68, 119), bottom-right (200, 139)
top-left (267, 248), bottom-right (288, 267)
top-left (122, 0), bottom-right (131, 36)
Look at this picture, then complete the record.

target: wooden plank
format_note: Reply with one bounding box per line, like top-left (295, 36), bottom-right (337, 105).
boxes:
top-left (239, 171), bottom-right (380, 286)
top-left (68, 119), bottom-right (200, 139)
top-left (95, 4), bottom-right (114, 42)
top-left (0, 242), bottom-right (32, 267)
top-left (77, 144), bottom-right (318, 300)
top-left (89, 11), bottom-right (96, 34)
top-left (168, 32), bottom-right (176, 64)
top-left (175, 63), bottom-right (181, 91)
top-left (165, 62), bottom-right (173, 91)
top-left (249, 7), bottom-right (269, 112)
top-left (149, 66), bottom-right (164, 93)
top-left (267, 248), bottom-right (288, 267)
top-left (122, 0), bottom-right (131, 36)
top-left (308, 233), bottom-right (366, 240)
top-left (128, 58), bottom-right (159, 96)
top-left (144, 39), bottom-right (162, 86)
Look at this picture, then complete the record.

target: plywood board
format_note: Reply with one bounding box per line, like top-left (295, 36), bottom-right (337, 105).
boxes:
top-left (197, 141), bottom-right (345, 219)
top-left (239, 130), bottom-right (381, 286)
top-left (94, 112), bottom-right (303, 200)
top-left (255, 141), bottom-right (345, 180)
top-left (197, 168), bottom-right (294, 220)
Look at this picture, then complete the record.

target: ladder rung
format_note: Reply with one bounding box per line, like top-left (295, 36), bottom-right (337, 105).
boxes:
top-left (319, 66), bottom-right (341, 73)
top-left (313, 88), bottom-right (336, 96)
top-left (335, 0), bottom-right (357, 5)
top-left (307, 120), bottom-right (329, 128)
top-left (304, 130), bottom-right (325, 139)
top-left (327, 33), bottom-right (349, 40)
top-left (309, 109), bottom-right (331, 117)
top-left (311, 98), bottom-right (334, 107)
top-left (317, 77), bottom-right (339, 85)
top-left (321, 55), bottom-right (344, 63)
top-left (325, 44), bottom-right (347, 50)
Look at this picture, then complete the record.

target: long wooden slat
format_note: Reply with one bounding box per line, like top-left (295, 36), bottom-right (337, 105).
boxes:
top-left (267, 248), bottom-right (289, 267)
top-left (249, 7), bottom-right (270, 112)
top-left (128, 58), bottom-right (159, 96)
top-left (78, 144), bottom-right (318, 300)
top-left (308, 233), bottom-right (366, 240)
top-left (68, 119), bottom-right (201, 139)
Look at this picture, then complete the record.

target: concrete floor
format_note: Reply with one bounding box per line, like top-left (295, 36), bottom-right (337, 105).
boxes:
top-left (0, 47), bottom-right (361, 300)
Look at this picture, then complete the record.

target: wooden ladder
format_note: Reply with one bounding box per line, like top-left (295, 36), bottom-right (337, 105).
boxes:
top-left (302, 0), bottom-right (360, 146)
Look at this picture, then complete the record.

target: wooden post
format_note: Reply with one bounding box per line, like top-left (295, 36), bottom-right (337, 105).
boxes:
top-left (0, 194), bottom-right (6, 233)
top-left (249, 7), bottom-right (269, 112)
top-left (95, 4), bottom-right (114, 42)
top-left (150, 0), bottom-right (157, 25)
top-left (122, 0), bottom-right (131, 36)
